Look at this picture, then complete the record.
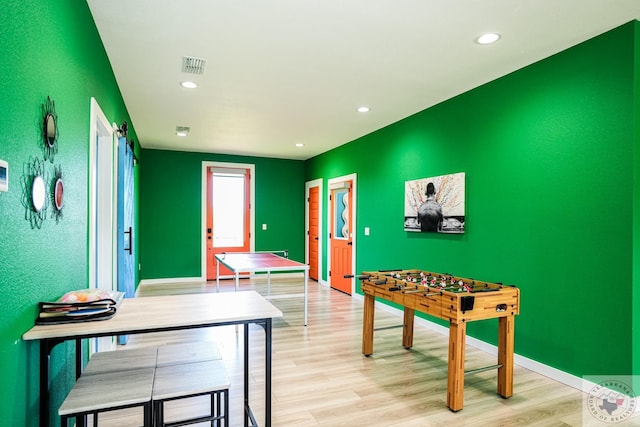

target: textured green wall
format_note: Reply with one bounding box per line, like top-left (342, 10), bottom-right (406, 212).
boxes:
top-left (306, 22), bottom-right (638, 380)
top-left (0, 0), bottom-right (137, 425)
top-left (633, 21), bottom-right (640, 397)
top-left (139, 149), bottom-right (305, 279)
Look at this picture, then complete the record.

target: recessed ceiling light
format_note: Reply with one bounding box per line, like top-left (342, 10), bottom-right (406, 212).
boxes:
top-left (357, 106), bottom-right (371, 113)
top-left (176, 131), bottom-right (188, 137)
top-left (295, 143), bottom-right (304, 148)
top-left (476, 33), bottom-right (501, 45)
top-left (180, 81), bottom-right (198, 89)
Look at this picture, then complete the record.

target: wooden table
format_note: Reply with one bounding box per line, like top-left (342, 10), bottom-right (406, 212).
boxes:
top-left (360, 269), bottom-right (520, 411)
top-left (215, 251), bottom-right (310, 325)
top-left (23, 290), bottom-right (282, 427)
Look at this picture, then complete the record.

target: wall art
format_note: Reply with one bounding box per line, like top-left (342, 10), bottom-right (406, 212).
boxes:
top-left (42, 96), bottom-right (58, 162)
top-left (21, 156), bottom-right (48, 229)
top-left (404, 172), bottom-right (465, 233)
top-left (50, 164), bottom-right (64, 221)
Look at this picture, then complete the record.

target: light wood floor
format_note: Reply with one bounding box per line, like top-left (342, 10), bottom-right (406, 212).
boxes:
top-left (97, 276), bottom-right (638, 427)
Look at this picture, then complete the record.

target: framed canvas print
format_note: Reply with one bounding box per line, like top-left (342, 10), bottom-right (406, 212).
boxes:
top-left (404, 172), bottom-right (465, 233)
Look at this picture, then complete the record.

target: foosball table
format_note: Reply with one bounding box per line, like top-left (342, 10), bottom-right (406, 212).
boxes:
top-left (359, 269), bottom-right (520, 411)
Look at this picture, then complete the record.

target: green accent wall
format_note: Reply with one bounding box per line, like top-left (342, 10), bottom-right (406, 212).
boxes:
top-left (307, 22), bottom-right (639, 382)
top-left (633, 20), bottom-right (640, 397)
top-left (139, 149), bottom-right (305, 279)
top-left (0, 0), bottom-right (138, 425)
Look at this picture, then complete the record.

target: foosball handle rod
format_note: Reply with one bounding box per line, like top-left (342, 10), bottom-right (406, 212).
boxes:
top-left (344, 274), bottom-right (387, 285)
top-left (344, 274), bottom-right (370, 280)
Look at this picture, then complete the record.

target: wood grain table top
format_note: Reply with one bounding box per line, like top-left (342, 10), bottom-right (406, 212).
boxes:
top-left (23, 291), bottom-right (283, 341)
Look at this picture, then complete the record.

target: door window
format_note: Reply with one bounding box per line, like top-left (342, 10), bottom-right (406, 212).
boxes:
top-left (212, 171), bottom-right (246, 248)
top-left (333, 188), bottom-right (350, 239)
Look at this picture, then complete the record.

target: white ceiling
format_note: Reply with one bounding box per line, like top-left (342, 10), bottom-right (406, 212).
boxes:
top-left (86, 0), bottom-right (640, 161)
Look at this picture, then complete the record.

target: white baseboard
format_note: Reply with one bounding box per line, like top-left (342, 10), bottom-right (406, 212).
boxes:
top-left (139, 277), bottom-right (204, 286)
top-left (139, 272), bottom-right (304, 286)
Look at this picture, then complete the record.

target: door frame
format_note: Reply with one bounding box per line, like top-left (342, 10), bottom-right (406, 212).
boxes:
top-left (327, 173), bottom-right (357, 293)
top-left (305, 179), bottom-right (323, 285)
top-left (201, 161), bottom-right (255, 280)
top-left (88, 97), bottom-right (118, 352)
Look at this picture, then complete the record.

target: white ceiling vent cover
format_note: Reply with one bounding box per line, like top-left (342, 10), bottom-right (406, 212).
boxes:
top-left (176, 126), bottom-right (191, 133)
top-left (182, 56), bottom-right (207, 75)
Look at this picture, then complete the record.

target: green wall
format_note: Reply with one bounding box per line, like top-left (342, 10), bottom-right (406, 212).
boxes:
top-left (139, 149), bottom-right (305, 279)
top-left (633, 20), bottom-right (640, 397)
top-left (306, 22), bottom-right (638, 381)
top-left (0, 0), bottom-right (138, 425)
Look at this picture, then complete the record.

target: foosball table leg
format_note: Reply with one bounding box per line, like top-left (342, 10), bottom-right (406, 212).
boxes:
top-left (402, 308), bottom-right (414, 349)
top-left (362, 293), bottom-right (375, 356)
top-left (447, 320), bottom-right (466, 411)
top-left (497, 315), bottom-right (515, 398)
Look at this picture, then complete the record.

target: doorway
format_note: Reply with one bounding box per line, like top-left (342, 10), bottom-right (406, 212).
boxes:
top-left (328, 174), bottom-right (356, 294)
top-left (88, 98), bottom-right (117, 352)
top-left (202, 161), bottom-right (255, 280)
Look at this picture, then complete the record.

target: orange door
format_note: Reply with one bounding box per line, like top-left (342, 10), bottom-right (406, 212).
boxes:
top-left (330, 182), bottom-right (353, 294)
top-left (308, 186), bottom-right (320, 281)
top-left (206, 167), bottom-right (251, 280)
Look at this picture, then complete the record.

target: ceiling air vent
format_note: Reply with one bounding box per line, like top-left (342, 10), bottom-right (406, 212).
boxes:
top-left (182, 56), bottom-right (207, 75)
top-left (176, 126), bottom-right (191, 137)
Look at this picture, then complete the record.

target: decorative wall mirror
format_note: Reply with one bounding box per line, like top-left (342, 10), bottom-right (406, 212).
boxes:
top-left (21, 156), bottom-right (47, 228)
top-left (42, 96), bottom-right (58, 161)
top-left (51, 164), bottom-right (64, 221)
top-left (54, 178), bottom-right (64, 210)
top-left (31, 175), bottom-right (46, 212)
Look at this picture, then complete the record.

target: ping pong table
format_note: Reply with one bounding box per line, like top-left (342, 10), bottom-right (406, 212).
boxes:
top-left (215, 250), bottom-right (310, 326)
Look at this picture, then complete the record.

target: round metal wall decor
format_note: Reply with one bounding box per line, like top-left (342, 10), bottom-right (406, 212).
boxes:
top-left (21, 156), bottom-right (48, 229)
top-left (50, 164), bottom-right (64, 221)
top-left (42, 96), bottom-right (58, 162)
